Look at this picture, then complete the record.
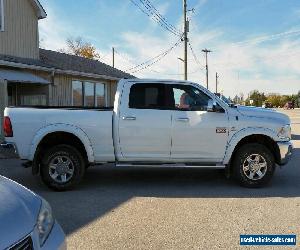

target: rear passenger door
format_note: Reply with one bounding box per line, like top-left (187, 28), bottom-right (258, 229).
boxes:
top-left (118, 83), bottom-right (172, 161)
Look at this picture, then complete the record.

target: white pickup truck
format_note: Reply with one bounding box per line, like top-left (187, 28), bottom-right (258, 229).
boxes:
top-left (1, 79), bottom-right (293, 190)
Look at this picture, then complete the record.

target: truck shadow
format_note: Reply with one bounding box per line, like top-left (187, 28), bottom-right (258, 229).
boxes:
top-left (41, 149), bottom-right (300, 234)
top-left (0, 148), bottom-right (299, 235)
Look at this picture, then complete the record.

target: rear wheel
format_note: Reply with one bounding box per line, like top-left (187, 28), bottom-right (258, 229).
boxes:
top-left (40, 144), bottom-right (85, 191)
top-left (232, 143), bottom-right (275, 188)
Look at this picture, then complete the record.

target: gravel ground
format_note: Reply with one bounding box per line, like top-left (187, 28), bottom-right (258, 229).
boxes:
top-left (0, 109), bottom-right (299, 250)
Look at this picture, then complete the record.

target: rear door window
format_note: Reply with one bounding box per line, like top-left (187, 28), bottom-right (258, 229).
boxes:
top-left (129, 83), bottom-right (169, 109)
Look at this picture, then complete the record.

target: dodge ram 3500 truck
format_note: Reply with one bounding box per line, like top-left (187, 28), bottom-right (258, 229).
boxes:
top-left (1, 79), bottom-right (293, 190)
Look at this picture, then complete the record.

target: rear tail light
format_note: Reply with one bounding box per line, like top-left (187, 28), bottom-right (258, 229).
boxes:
top-left (3, 116), bottom-right (13, 137)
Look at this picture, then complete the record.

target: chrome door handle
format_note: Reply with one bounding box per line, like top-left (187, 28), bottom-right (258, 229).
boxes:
top-left (122, 116), bottom-right (136, 121)
top-left (176, 118), bottom-right (189, 122)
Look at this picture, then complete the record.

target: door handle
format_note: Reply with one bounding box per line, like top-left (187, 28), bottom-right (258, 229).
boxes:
top-left (122, 116), bottom-right (136, 121)
top-left (176, 118), bottom-right (189, 122)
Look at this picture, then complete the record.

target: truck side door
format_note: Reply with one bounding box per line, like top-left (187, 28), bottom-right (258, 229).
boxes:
top-left (117, 83), bottom-right (172, 161)
top-left (169, 84), bottom-right (229, 162)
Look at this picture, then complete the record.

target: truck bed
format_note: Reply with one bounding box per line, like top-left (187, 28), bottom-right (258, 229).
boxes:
top-left (8, 105), bottom-right (114, 111)
top-left (5, 106), bottom-right (115, 162)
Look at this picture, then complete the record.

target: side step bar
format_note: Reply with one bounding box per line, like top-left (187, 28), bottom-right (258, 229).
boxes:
top-left (116, 163), bottom-right (226, 169)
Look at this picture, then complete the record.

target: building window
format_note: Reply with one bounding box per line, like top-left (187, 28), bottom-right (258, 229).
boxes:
top-left (84, 82), bottom-right (95, 107)
top-left (72, 81), bottom-right (83, 106)
top-left (95, 83), bottom-right (105, 107)
top-left (0, 0), bottom-right (4, 32)
top-left (7, 85), bottom-right (16, 106)
top-left (20, 95), bottom-right (47, 106)
top-left (72, 81), bottom-right (106, 107)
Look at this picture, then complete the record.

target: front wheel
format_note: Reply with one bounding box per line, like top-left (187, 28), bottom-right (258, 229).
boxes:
top-left (40, 144), bottom-right (85, 191)
top-left (232, 143), bottom-right (275, 188)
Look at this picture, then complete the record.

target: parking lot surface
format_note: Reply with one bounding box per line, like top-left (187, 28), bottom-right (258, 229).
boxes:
top-left (0, 109), bottom-right (299, 249)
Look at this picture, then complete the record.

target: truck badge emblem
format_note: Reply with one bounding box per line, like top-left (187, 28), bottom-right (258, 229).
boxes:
top-left (216, 127), bottom-right (227, 133)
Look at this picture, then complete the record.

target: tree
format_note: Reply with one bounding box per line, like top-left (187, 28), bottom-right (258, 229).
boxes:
top-left (297, 91), bottom-right (300, 108)
top-left (266, 94), bottom-right (282, 107)
top-left (61, 37), bottom-right (100, 59)
top-left (248, 90), bottom-right (267, 107)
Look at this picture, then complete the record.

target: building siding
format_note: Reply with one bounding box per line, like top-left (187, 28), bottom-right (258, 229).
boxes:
top-left (50, 74), bottom-right (72, 106)
top-left (0, 0), bottom-right (39, 59)
top-left (110, 81), bottom-right (117, 106)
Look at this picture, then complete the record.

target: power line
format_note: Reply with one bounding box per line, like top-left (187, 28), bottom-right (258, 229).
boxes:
top-left (142, 0), bottom-right (182, 35)
top-left (114, 49), bottom-right (136, 65)
top-left (150, 67), bottom-right (201, 76)
top-left (126, 38), bottom-right (183, 74)
top-left (115, 47), bottom-right (202, 76)
top-left (129, 0), bottom-right (182, 37)
top-left (125, 37), bottom-right (182, 71)
top-left (139, 0), bottom-right (182, 36)
top-left (188, 42), bottom-right (205, 71)
top-left (130, 40), bottom-right (183, 74)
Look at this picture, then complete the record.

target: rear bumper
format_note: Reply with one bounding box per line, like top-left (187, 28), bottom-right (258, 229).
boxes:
top-left (0, 141), bottom-right (18, 153)
top-left (277, 141), bottom-right (293, 165)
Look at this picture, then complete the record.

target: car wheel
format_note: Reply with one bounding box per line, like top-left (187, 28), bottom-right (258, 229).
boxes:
top-left (41, 144), bottom-right (85, 191)
top-left (233, 143), bottom-right (275, 188)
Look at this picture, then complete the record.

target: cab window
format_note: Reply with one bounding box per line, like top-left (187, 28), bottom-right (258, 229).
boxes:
top-left (129, 83), bottom-right (169, 109)
top-left (171, 85), bottom-right (212, 111)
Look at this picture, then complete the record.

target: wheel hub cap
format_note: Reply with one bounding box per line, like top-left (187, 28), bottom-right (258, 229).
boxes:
top-left (243, 154), bottom-right (268, 180)
top-left (49, 156), bottom-right (74, 183)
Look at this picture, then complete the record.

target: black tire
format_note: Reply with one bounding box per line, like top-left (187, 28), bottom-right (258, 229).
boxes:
top-left (232, 143), bottom-right (275, 188)
top-left (40, 144), bottom-right (85, 191)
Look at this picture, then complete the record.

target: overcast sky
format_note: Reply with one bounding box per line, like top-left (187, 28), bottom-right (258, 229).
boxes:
top-left (39, 0), bottom-right (300, 98)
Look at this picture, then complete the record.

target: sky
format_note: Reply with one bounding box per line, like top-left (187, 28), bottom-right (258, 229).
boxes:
top-left (38, 0), bottom-right (300, 98)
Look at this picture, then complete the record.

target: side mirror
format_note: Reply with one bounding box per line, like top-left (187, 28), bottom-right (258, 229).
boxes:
top-left (207, 99), bottom-right (216, 112)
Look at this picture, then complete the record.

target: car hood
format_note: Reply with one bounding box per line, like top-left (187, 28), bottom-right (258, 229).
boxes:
top-left (236, 106), bottom-right (290, 124)
top-left (0, 176), bottom-right (41, 249)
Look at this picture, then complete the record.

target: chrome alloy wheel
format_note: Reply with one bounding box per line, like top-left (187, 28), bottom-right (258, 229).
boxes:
top-left (242, 154), bottom-right (268, 180)
top-left (49, 156), bottom-right (75, 183)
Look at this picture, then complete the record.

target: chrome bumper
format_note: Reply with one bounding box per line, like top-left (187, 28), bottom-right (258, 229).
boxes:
top-left (277, 141), bottom-right (293, 165)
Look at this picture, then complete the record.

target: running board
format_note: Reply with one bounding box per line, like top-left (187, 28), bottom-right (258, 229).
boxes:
top-left (116, 163), bottom-right (226, 169)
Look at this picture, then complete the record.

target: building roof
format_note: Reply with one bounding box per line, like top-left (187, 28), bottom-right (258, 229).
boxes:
top-left (0, 53), bottom-right (50, 68)
top-left (40, 49), bottom-right (134, 79)
top-left (29, 0), bottom-right (47, 19)
top-left (0, 49), bottom-right (134, 80)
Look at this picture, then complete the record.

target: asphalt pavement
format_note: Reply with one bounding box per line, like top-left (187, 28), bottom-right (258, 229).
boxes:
top-left (0, 109), bottom-right (299, 249)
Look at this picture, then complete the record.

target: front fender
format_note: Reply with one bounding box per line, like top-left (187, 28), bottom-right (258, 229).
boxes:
top-left (28, 123), bottom-right (95, 163)
top-left (223, 127), bottom-right (278, 164)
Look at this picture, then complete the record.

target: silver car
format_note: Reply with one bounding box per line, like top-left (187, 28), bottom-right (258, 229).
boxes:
top-left (0, 175), bottom-right (66, 250)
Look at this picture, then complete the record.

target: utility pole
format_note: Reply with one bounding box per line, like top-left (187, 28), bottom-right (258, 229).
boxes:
top-left (215, 72), bottom-right (218, 93)
top-left (183, 0), bottom-right (188, 80)
top-left (112, 47), bottom-right (115, 68)
top-left (202, 48), bottom-right (211, 89)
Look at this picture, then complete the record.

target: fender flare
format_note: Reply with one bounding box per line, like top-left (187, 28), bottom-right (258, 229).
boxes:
top-left (29, 123), bottom-right (95, 163)
top-left (223, 127), bottom-right (278, 164)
